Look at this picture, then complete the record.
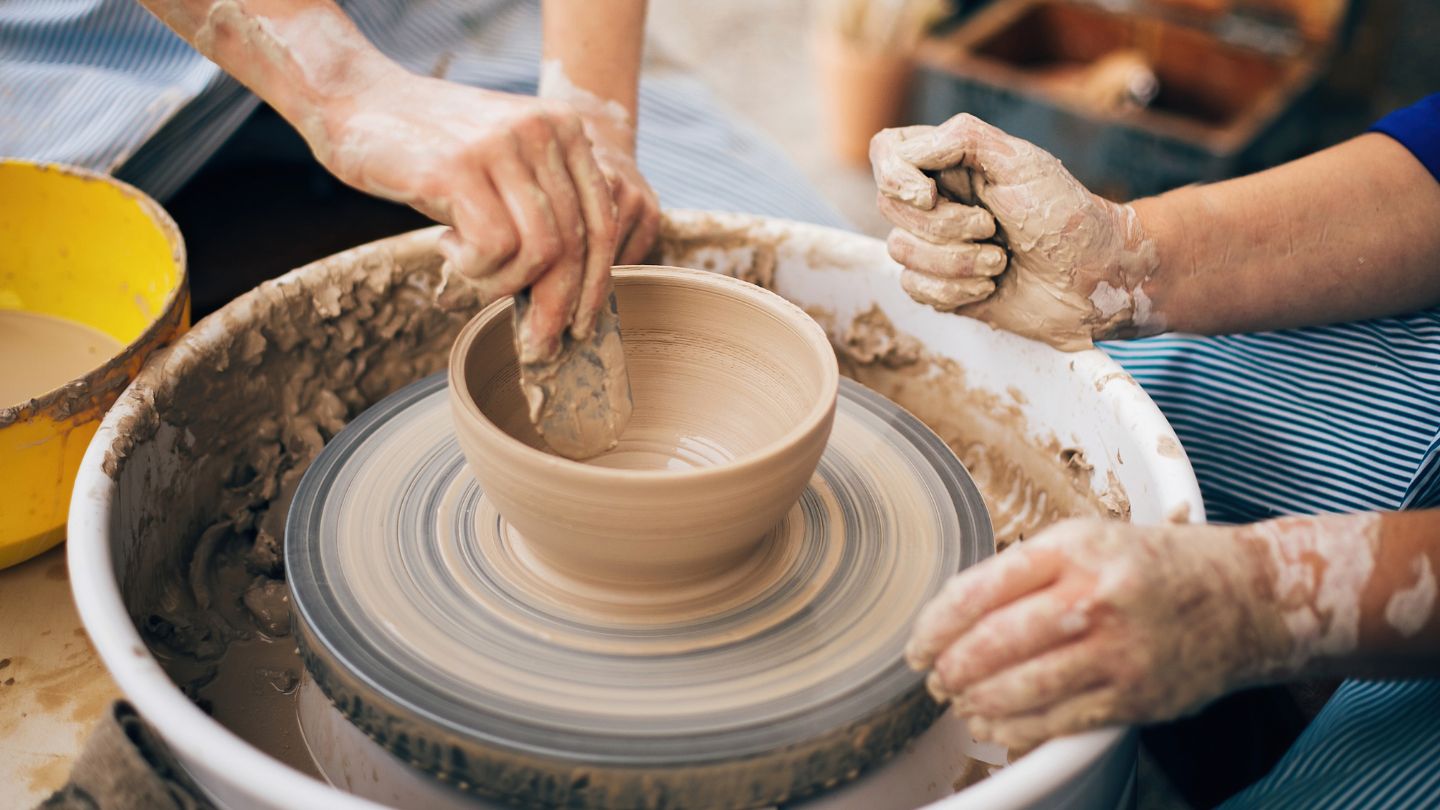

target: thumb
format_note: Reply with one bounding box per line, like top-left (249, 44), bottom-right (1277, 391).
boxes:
top-left (898, 113), bottom-right (1023, 184)
top-left (896, 125), bottom-right (972, 172)
top-left (871, 125), bottom-right (940, 209)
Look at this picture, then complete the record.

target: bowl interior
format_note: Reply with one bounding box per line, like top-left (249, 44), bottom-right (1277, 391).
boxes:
top-left (461, 268), bottom-right (835, 472)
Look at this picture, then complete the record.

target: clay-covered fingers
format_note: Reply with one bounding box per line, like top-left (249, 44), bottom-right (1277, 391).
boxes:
top-left (871, 125), bottom-right (943, 208)
top-left (513, 132), bottom-right (589, 362)
top-left (546, 105), bottom-right (618, 342)
top-left (900, 271), bottom-right (995, 311)
top-left (930, 587), bottom-right (1097, 700)
top-left (896, 113), bottom-right (1019, 179)
top-left (437, 179), bottom-right (520, 284)
top-left (619, 204), bottom-right (660, 265)
top-left (906, 546), bottom-right (1064, 671)
top-left (471, 154), bottom-right (568, 362)
top-left (957, 638), bottom-right (1112, 719)
top-left (614, 178), bottom-right (661, 266)
top-left (887, 229), bottom-right (1007, 280)
top-left (969, 687), bottom-right (1122, 750)
top-left (463, 158), bottom-right (563, 301)
top-left (599, 155), bottom-right (660, 266)
top-left (877, 193), bottom-right (995, 244)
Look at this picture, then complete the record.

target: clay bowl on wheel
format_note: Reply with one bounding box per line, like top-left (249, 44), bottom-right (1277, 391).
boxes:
top-left (448, 265), bottom-right (840, 586)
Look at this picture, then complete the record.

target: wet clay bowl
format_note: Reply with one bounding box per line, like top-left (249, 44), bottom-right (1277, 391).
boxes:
top-left (448, 265), bottom-right (840, 586)
top-left (0, 160), bottom-right (187, 569)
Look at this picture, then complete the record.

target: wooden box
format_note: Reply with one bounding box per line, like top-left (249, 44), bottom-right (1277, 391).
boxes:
top-left (912, 0), bottom-right (1348, 198)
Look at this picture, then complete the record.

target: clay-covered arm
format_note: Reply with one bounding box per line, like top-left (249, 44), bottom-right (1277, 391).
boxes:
top-left (136, 0), bottom-right (622, 365)
top-left (136, 0), bottom-right (390, 148)
top-left (906, 510), bottom-right (1440, 750)
top-left (1135, 133), bottom-right (1440, 335)
top-left (540, 0), bottom-right (661, 265)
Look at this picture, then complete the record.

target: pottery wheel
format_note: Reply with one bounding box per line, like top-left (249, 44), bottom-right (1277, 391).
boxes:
top-left (287, 374), bottom-right (993, 808)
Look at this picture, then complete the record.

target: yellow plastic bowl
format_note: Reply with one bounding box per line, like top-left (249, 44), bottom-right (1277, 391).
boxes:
top-left (0, 160), bottom-right (188, 569)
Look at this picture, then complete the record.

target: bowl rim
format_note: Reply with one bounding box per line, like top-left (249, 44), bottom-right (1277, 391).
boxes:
top-left (447, 264), bottom-right (841, 482)
top-left (0, 159), bottom-right (189, 422)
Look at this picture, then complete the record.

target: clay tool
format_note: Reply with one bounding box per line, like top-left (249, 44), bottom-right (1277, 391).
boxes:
top-left (512, 288), bottom-right (633, 460)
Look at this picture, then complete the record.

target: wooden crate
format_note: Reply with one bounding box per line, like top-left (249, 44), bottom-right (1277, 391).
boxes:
top-left (913, 0), bottom-right (1347, 198)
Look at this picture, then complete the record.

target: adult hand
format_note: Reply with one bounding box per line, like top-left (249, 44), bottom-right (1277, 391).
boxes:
top-left (870, 115), bottom-right (1160, 350)
top-left (577, 106), bottom-right (660, 266)
top-left (313, 70), bottom-right (618, 364)
top-left (906, 518), bottom-right (1296, 750)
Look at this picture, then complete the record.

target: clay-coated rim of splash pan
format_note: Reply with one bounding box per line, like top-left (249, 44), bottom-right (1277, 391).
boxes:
top-left (286, 373), bottom-right (993, 808)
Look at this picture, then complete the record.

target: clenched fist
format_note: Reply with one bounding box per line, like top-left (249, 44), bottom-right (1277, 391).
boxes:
top-left (871, 114), bottom-right (1162, 350)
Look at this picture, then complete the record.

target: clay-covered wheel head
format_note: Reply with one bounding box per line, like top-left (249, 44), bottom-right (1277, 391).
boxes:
top-left (448, 265), bottom-right (840, 586)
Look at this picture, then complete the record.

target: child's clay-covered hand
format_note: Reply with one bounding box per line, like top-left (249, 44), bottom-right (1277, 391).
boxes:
top-left (870, 114), bottom-right (1160, 350)
top-left (904, 518), bottom-right (1304, 750)
top-left (314, 71), bottom-right (618, 364)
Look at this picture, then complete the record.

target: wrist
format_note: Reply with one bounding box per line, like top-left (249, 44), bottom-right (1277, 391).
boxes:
top-left (1233, 514), bottom-right (1385, 682)
top-left (1086, 196), bottom-right (1162, 341)
top-left (1125, 192), bottom-right (1192, 335)
top-left (219, 5), bottom-right (400, 154)
top-left (1220, 525), bottom-right (1303, 687)
top-left (579, 112), bottom-right (637, 159)
top-left (538, 59), bottom-right (636, 156)
top-left (305, 60), bottom-right (419, 183)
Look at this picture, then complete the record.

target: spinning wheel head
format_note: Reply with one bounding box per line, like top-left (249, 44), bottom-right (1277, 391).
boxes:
top-left (288, 373), bottom-right (992, 808)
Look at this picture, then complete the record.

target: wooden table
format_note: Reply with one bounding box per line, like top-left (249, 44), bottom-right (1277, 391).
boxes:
top-left (0, 545), bottom-right (122, 806)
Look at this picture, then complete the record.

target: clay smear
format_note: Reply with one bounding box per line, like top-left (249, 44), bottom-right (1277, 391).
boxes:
top-left (1248, 513), bottom-right (1381, 670)
top-left (0, 311), bottom-right (122, 408)
top-left (824, 305), bottom-right (1128, 548)
top-left (1385, 554), bottom-right (1437, 638)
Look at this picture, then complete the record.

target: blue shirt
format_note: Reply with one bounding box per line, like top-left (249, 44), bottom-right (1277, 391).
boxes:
top-left (1371, 93), bottom-right (1440, 182)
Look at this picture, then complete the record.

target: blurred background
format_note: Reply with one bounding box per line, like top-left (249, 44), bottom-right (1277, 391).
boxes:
top-left (652, 0), bottom-right (1439, 235)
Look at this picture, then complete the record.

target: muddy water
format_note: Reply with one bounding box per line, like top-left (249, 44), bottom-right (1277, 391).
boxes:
top-left (0, 311), bottom-right (121, 407)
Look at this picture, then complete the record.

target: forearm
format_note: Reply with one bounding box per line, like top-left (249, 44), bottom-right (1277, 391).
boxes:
top-left (138, 0), bottom-right (399, 151)
top-left (540, 0), bottom-right (647, 150)
top-left (1135, 133), bottom-right (1440, 335)
top-left (1242, 510), bottom-right (1440, 683)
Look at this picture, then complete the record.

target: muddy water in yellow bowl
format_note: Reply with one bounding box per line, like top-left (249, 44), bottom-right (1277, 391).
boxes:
top-left (0, 160), bottom-right (188, 569)
top-left (0, 311), bottom-right (123, 407)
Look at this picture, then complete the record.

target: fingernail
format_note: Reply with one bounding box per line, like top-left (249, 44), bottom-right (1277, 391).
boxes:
top-left (925, 671), bottom-right (950, 704)
top-left (968, 715), bottom-right (992, 742)
top-left (903, 639), bottom-right (929, 670)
